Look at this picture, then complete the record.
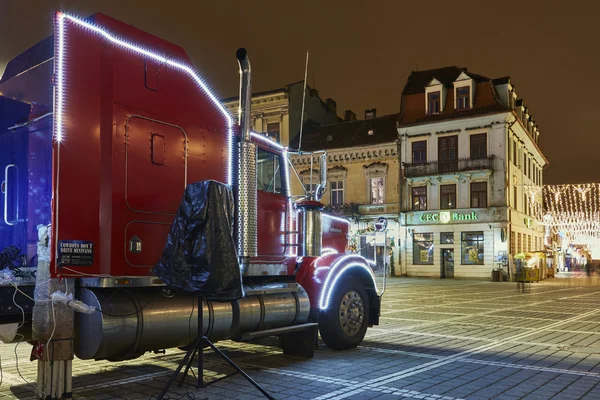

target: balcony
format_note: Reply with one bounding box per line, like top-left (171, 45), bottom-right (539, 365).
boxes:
top-left (324, 203), bottom-right (359, 216)
top-left (324, 203), bottom-right (399, 217)
top-left (404, 156), bottom-right (494, 178)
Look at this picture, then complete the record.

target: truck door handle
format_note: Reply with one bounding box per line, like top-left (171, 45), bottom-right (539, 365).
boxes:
top-left (3, 164), bottom-right (16, 226)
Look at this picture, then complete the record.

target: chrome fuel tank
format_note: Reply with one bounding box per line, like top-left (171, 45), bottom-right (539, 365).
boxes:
top-left (75, 282), bottom-right (310, 360)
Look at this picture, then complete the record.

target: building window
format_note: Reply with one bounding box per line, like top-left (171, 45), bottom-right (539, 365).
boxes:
top-left (470, 133), bottom-right (487, 159)
top-left (369, 177), bottom-right (385, 204)
top-left (471, 182), bottom-right (487, 208)
top-left (257, 148), bottom-right (282, 194)
top-left (513, 140), bottom-right (518, 166)
top-left (441, 232), bottom-right (454, 244)
top-left (412, 141), bottom-right (427, 163)
top-left (456, 86), bottom-right (470, 110)
top-left (412, 186), bottom-right (427, 210)
top-left (266, 122), bottom-right (280, 142)
top-left (428, 91), bottom-right (440, 115)
top-left (413, 233), bottom-right (434, 265)
top-left (513, 186), bottom-right (518, 210)
top-left (510, 231), bottom-right (516, 255)
top-left (517, 233), bottom-right (522, 254)
top-left (331, 181), bottom-right (344, 206)
top-left (440, 184), bottom-right (456, 209)
top-left (438, 136), bottom-right (458, 172)
top-left (461, 232), bottom-right (484, 265)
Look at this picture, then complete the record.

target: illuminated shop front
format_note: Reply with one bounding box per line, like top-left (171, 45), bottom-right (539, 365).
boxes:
top-left (402, 208), bottom-right (512, 279)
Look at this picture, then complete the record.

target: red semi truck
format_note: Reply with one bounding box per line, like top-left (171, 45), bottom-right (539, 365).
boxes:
top-left (0, 11), bottom-right (382, 398)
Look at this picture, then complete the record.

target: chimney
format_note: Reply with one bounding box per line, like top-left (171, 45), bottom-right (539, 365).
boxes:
top-left (365, 108), bottom-right (376, 119)
top-left (344, 110), bottom-right (356, 121)
top-left (325, 98), bottom-right (337, 113)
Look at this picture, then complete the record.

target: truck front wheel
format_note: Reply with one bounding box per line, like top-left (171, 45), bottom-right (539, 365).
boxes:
top-left (318, 278), bottom-right (369, 350)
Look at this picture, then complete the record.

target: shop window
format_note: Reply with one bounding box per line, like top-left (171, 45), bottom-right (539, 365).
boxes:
top-left (412, 140), bottom-right (427, 164)
top-left (412, 186), bottom-right (427, 210)
top-left (441, 232), bottom-right (454, 244)
top-left (413, 233), bottom-right (434, 265)
top-left (440, 184), bottom-right (456, 209)
top-left (461, 232), bottom-right (484, 265)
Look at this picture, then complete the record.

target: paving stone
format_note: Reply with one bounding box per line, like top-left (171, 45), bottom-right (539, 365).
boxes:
top-left (5, 278), bottom-right (600, 399)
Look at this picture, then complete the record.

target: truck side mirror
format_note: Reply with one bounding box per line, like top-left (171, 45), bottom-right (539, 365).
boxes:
top-left (314, 154), bottom-right (327, 201)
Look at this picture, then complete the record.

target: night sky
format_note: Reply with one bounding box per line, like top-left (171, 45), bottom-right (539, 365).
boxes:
top-left (1, 0), bottom-right (598, 185)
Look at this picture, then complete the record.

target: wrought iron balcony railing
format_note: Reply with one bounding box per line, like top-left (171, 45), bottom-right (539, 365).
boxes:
top-left (324, 203), bottom-right (399, 217)
top-left (404, 156), bottom-right (494, 178)
top-left (324, 203), bottom-right (360, 216)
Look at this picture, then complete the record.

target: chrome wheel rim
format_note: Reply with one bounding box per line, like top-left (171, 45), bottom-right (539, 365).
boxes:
top-left (339, 290), bottom-right (364, 337)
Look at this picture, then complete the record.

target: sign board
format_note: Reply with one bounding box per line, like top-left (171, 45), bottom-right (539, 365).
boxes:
top-left (58, 240), bottom-right (94, 266)
top-left (419, 211), bottom-right (479, 224)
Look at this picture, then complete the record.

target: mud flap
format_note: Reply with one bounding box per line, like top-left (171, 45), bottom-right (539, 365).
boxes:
top-left (369, 295), bottom-right (381, 326)
top-left (280, 324), bottom-right (318, 358)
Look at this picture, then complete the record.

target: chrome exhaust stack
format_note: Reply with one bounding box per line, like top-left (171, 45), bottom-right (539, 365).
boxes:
top-left (236, 48), bottom-right (257, 273)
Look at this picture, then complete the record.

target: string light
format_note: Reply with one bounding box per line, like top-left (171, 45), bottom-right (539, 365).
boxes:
top-left (543, 184), bottom-right (600, 253)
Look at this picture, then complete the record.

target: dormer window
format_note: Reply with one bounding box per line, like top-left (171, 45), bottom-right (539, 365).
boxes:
top-left (453, 71), bottom-right (474, 110)
top-left (456, 87), bottom-right (470, 110)
top-left (428, 92), bottom-right (440, 115)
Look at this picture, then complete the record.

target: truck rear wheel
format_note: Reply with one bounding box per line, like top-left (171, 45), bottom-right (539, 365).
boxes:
top-left (318, 278), bottom-right (369, 350)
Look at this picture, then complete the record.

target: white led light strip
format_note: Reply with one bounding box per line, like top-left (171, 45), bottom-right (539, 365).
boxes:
top-left (57, 13), bottom-right (234, 185)
top-left (323, 213), bottom-right (350, 225)
top-left (318, 255), bottom-right (377, 310)
top-left (250, 131), bottom-right (285, 150)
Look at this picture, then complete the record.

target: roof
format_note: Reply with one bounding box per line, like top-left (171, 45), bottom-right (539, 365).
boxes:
top-left (401, 66), bottom-right (490, 95)
top-left (290, 113), bottom-right (399, 151)
top-left (221, 86), bottom-right (286, 103)
top-left (221, 81), bottom-right (309, 103)
top-left (399, 66), bottom-right (510, 127)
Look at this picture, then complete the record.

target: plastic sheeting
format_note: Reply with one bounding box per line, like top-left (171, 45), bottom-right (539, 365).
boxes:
top-left (154, 180), bottom-right (243, 301)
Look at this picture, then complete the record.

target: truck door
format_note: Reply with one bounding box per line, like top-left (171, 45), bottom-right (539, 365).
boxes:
top-left (0, 130), bottom-right (26, 255)
top-left (256, 148), bottom-right (286, 256)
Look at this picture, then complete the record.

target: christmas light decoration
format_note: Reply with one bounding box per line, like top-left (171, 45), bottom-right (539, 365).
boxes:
top-left (543, 184), bottom-right (600, 257)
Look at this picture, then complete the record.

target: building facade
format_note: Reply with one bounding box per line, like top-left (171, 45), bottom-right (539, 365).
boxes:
top-left (398, 66), bottom-right (547, 279)
top-left (290, 111), bottom-right (401, 275)
top-left (222, 82), bottom-right (339, 147)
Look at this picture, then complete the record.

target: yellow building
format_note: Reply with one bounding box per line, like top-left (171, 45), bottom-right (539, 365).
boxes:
top-left (222, 82), bottom-right (339, 147)
top-left (290, 111), bottom-right (401, 275)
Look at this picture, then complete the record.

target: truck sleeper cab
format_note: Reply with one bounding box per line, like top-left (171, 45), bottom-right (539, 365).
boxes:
top-left (0, 11), bottom-right (381, 363)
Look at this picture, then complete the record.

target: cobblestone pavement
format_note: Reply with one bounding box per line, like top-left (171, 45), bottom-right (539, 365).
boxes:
top-left (4, 277), bottom-right (600, 399)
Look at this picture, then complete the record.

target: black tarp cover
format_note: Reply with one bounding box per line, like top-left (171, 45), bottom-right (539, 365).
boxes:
top-left (154, 180), bottom-right (243, 300)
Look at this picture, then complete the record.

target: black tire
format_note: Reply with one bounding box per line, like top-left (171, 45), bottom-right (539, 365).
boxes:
top-left (318, 277), bottom-right (369, 350)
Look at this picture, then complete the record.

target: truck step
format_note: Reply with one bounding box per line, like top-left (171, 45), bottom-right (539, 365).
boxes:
top-left (240, 323), bottom-right (318, 341)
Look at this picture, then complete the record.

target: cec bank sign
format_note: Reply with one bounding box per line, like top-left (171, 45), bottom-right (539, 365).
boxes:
top-left (419, 211), bottom-right (479, 224)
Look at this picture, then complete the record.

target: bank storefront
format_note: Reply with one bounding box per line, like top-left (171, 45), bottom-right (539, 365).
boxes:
top-left (402, 207), bottom-right (509, 279)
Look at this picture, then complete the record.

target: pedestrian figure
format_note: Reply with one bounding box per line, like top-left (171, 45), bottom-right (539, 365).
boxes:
top-left (516, 260), bottom-right (525, 293)
top-left (586, 259), bottom-right (591, 277)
